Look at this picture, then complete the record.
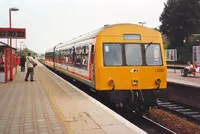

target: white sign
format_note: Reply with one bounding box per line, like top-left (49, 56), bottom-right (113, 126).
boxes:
top-left (193, 46), bottom-right (200, 66)
top-left (105, 46), bottom-right (109, 52)
top-left (165, 49), bottom-right (177, 61)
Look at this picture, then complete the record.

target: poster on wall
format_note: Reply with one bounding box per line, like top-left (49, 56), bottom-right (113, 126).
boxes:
top-left (165, 49), bottom-right (177, 62)
top-left (193, 46), bottom-right (200, 66)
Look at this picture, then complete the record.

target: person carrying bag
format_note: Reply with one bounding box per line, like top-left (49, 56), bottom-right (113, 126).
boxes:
top-left (25, 53), bottom-right (37, 81)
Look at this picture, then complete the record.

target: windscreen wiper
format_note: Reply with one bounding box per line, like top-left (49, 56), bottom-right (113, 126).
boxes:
top-left (144, 42), bottom-right (153, 52)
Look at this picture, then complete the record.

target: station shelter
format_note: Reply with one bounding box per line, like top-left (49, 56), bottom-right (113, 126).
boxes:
top-left (0, 41), bottom-right (17, 83)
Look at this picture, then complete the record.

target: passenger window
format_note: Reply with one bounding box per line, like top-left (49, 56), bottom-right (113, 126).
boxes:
top-left (125, 44), bottom-right (142, 66)
top-left (74, 45), bottom-right (89, 70)
top-left (104, 44), bottom-right (122, 66)
top-left (64, 49), bottom-right (73, 65)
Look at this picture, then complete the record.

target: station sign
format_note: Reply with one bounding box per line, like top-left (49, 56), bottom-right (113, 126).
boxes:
top-left (165, 49), bottom-right (177, 62)
top-left (0, 28), bottom-right (26, 39)
top-left (193, 46), bottom-right (200, 66)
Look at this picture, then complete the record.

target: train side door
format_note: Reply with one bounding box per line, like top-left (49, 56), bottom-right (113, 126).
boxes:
top-left (72, 46), bottom-right (76, 73)
top-left (91, 44), bottom-right (95, 86)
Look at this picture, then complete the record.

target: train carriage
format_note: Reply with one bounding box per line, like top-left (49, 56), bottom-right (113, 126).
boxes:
top-left (45, 23), bottom-right (167, 112)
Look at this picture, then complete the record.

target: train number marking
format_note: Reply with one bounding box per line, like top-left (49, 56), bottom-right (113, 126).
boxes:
top-left (155, 68), bottom-right (164, 72)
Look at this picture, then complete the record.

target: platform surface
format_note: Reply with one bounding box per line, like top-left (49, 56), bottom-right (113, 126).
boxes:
top-left (0, 62), bottom-right (146, 134)
top-left (167, 69), bottom-right (200, 88)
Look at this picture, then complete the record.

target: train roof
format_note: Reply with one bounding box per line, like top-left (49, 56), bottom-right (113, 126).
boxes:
top-left (45, 23), bottom-right (159, 53)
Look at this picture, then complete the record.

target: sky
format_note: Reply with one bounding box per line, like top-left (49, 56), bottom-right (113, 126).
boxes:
top-left (0, 0), bottom-right (167, 54)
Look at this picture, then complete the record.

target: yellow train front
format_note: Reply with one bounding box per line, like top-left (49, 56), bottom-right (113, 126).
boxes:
top-left (94, 24), bottom-right (166, 112)
top-left (45, 23), bottom-right (167, 113)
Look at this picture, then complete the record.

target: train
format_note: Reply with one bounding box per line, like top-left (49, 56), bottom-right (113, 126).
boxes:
top-left (44, 23), bottom-right (167, 113)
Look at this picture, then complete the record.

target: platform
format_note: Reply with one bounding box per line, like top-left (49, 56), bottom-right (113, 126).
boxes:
top-left (167, 69), bottom-right (200, 88)
top-left (0, 62), bottom-right (146, 134)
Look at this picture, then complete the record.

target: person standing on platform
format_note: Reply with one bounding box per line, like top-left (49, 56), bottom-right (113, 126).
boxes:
top-left (20, 54), bottom-right (26, 72)
top-left (25, 53), bottom-right (37, 81)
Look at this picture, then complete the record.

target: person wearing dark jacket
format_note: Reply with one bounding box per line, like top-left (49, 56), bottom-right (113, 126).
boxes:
top-left (20, 55), bottom-right (26, 72)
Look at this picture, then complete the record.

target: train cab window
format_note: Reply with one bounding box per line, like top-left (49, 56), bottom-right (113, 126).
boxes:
top-left (145, 44), bottom-right (162, 65)
top-left (104, 44), bottom-right (122, 66)
top-left (125, 44), bottom-right (142, 66)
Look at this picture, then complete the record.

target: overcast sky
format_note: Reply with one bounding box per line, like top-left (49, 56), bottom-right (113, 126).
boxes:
top-left (0, 0), bottom-right (167, 54)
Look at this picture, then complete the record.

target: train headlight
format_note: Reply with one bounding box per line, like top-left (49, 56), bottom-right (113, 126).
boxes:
top-left (108, 79), bottom-right (114, 86)
top-left (155, 78), bottom-right (161, 85)
top-left (132, 79), bottom-right (138, 86)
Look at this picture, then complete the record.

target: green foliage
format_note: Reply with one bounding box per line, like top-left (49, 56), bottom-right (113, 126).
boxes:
top-left (165, 42), bottom-right (196, 64)
top-left (164, 44), bottom-right (168, 49)
top-left (176, 45), bottom-right (193, 64)
top-left (165, 42), bottom-right (197, 64)
top-left (16, 47), bottom-right (38, 57)
top-left (160, 0), bottom-right (200, 48)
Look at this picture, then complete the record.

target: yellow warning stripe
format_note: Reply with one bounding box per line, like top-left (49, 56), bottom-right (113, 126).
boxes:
top-left (38, 67), bottom-right (74, 134)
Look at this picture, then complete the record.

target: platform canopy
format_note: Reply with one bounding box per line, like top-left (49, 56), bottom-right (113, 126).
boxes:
top-left (0, 41), bottom-right (16, 49)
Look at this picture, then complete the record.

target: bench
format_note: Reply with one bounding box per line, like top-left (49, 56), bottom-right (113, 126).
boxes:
top-left (181, 69), bottom-right (200, 77)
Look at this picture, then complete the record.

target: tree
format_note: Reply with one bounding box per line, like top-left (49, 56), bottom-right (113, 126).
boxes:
top-left (19, 47), bottom-right (38, 57)
top-left (159, 0), bottom-right (200, 48)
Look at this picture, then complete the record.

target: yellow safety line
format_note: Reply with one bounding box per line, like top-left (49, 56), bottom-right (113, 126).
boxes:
top-left (38, 67), bottom-right (74, 134)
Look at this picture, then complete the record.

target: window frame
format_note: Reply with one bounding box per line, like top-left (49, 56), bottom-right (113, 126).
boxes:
top-left (144, 43), bottom-right (163, 66)
top-left (103, 43), bottom-right (123, 66)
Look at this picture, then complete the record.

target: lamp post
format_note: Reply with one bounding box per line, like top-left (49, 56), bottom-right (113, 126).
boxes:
top-left (138, 22), bottom-right (146, 26)
top-left (9, 7), bottom-right (19, 81)
top-left (23, 44), bottom-right (26, 50)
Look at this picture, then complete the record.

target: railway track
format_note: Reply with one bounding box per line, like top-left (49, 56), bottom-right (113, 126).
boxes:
top-left (121, 107), bottom-right (176, 134)
top-left (157, 100), bottom-right (200, 125)
top-left (138, 115), bottom-right (176, 134)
